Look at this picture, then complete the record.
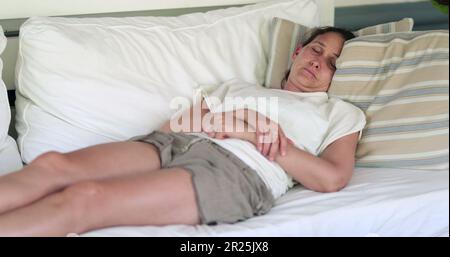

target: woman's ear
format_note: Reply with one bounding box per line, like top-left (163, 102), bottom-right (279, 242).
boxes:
top-left (291, 46), bottom-right (302, 61)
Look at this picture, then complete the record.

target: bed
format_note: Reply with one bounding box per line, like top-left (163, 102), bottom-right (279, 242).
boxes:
top-left (83, 167), bottom-right (449, 237)
top-left (0, 0), bottom-right (448, 237)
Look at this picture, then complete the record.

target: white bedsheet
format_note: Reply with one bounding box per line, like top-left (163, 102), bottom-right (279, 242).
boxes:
top-left (83, 167), bottom-right (449, 237)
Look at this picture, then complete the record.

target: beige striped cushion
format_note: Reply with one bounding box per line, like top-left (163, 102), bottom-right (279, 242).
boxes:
top-left (264, 18), bottom-right (414, 89)
top-left (264, 17), bottom-right (309, 89)
top-left (354, 18), bottom-right (414, 37)
top-left (328, 31), bottom-right (449, 170)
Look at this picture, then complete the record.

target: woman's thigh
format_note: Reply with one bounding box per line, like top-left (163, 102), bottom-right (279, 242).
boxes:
top-left (73, 167), bottom-right (199, 234)
top-left (61, 141), bottom-right (162, 182)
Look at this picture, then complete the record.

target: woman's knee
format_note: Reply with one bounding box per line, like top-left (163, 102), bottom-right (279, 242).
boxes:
top-left (64, 181), bottom-right (105, 201)
top-left (31, 151), bottom-right (71, 173)
top-left (61, 182), bottom-right (105, 217)
top-left (50, 181), bottom-right (105, 233)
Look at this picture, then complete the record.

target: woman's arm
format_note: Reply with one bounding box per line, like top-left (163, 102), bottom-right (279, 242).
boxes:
top-left (274, 132), bottom-right (359, 193)
top-left (207, 111), bottom-right (359, 192)
top-left (203, 108), bottom-right (359, 193)
top-left (202, 111), bottom-right (257, 141)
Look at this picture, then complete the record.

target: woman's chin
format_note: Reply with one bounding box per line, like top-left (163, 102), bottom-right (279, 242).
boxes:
top-left (285, 83), bottom-right (304, 92)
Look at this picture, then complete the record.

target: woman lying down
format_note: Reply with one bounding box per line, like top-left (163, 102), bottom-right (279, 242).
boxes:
top-left (0, 27), bottom-right (365, 236)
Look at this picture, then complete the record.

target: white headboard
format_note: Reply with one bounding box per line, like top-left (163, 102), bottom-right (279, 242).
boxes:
top-left (0, 0), bottom-right (334, 25)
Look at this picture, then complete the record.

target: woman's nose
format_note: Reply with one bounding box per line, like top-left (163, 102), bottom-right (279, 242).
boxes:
top-left (310, 60), bottom-right (320, 70)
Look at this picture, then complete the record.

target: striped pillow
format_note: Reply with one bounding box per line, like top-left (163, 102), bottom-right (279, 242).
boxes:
top-left (354, 18), bottom-right (414, 37)
top-left (328, 31), bottom-right (449, 170)
top-left (264, 17), bottom-right (414, 88)
top-left (264, 17), bottom-right (310, 89)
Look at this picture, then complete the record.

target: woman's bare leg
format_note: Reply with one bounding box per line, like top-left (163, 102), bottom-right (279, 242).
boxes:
top-left (0, 168), bottom-right (199, 237)
top-left (0, 141), bottom-right (161, 214)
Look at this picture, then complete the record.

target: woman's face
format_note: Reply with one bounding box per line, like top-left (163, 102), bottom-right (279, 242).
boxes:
top-left (284, 32), bottom-right (345, 93)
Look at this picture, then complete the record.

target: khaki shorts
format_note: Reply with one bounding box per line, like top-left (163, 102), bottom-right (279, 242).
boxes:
top-left (131, 131), bottom-right (275, 225)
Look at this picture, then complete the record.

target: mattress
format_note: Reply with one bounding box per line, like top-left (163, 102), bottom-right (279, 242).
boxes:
top-left (83, 167), bottom-right (449, 237)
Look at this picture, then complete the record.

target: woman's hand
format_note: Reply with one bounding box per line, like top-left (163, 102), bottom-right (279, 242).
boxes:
top-left (203, 110), bottom-right (293, 161)
top-left (253, 113), bottom-right (292, 161)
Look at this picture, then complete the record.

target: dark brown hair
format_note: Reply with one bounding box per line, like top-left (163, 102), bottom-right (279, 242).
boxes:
top-left (280, 26), bottom-right (355, 88)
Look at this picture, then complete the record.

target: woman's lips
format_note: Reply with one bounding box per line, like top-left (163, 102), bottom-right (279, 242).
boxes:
top-left (303, 68), bottom-right (316, 79)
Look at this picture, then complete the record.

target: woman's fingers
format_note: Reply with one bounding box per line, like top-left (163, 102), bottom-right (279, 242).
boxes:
top-left (268, 137), bottom-right (279, 161)
top-left (256, 117), bottom-right (278, 158)
top-left (262, 133), bottom-right (271, 156)
top-left (279, 127), bottom-right (287, 156)
top-left (256, 117), bottom-right (267, 154)
top-left (256, 123), bottom-right (264, 153)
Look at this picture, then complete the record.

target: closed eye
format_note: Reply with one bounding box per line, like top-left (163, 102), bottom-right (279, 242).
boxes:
top-left (329, 60), bottom-right (336, 70)
top-left (312, 46), bottom-right (321, 54)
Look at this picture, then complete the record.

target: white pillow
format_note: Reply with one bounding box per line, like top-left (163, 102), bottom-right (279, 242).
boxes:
top-left (0, 25), bottom-right (23, 174)
top-left (15, 0), bottom-right (319, 163)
